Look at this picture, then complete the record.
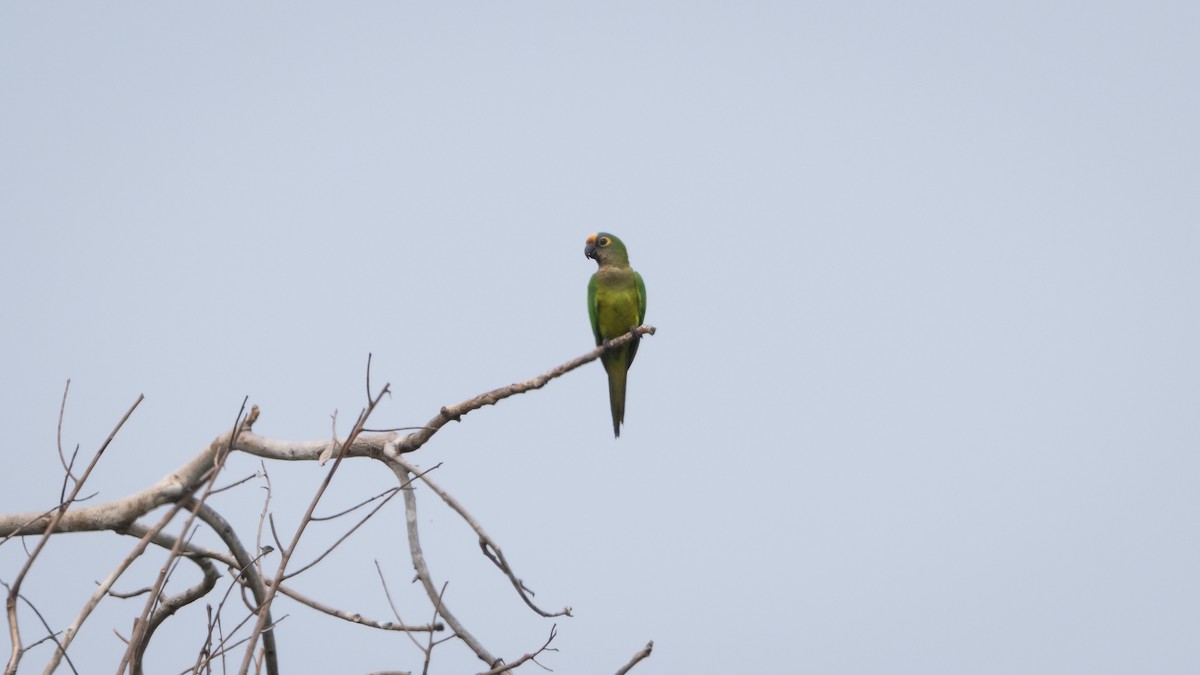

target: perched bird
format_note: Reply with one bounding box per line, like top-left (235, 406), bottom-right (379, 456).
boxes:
top-left (585, 232), bottom-right (647, 437)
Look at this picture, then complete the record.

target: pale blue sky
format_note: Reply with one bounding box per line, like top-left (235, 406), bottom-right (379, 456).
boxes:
top-left (2, 3), bottom-right (1198, 673)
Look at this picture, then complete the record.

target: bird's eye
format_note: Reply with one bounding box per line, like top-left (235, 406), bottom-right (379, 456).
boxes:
top-left (598, 236), bottom-right (610, 247)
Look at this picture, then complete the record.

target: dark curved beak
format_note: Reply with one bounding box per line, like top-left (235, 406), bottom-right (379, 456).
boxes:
top-left (584, 243), bottom-right (598, 260)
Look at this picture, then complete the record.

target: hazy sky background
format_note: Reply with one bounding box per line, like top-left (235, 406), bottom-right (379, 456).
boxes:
top-left (2, 3), bottom-right (1198, 673)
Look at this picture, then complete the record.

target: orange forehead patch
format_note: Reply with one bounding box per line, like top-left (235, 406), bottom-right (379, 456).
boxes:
top-left (586, 233), bottom-right (598, 244)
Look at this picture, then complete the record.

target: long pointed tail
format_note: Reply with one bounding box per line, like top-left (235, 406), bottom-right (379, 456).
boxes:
top-left (604, 357), bottom-right (627, 438)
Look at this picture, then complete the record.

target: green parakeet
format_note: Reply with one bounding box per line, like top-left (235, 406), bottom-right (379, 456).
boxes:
top-left (585, 232), bottom-right (647, 438)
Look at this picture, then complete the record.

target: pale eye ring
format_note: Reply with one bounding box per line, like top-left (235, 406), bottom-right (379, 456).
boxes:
top-left (598, 236), bottom-right (610, 247)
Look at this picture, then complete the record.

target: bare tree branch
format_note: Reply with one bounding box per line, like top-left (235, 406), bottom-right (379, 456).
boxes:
top-left (270, 583), bottom-right (442, 633)
top-left (396, 459), bottom-right (570, 619)
top-left (181, 495), bottom-right (278, 675)
top-left (0, 581), bottom-right (77, 675)
top-left (48, 504), bottom-right (183, 672)
top-left (310, 487), bottom-right (400, 522)
top-left (0, 327), bottom-right (660, 540)
top-left (120, 398), bottom-right (249, 675)
top-left (421, 582), bottom-right (451, 675)
top-left (395, 326), bottom-right (655, 454)
top-left (4, 392), bottom-right (142, 675)
top-left (55, 380), bottom-right (79, 485)
top-left (375, 559), bottom-right (435, 659)
top-left (125, 528), bottom-right (222, 673)
top-left (475, 625), bottom-right (558, 675)
top-left (237, 381), bottom-right (390, 675)
top-left (45, 508), bottom-right (241, 673)
top-left (614, 641), bottom-right (654, 675)
top-left (3, 334), bottom-right (659, 674)
top-left (395, 463), bottom-right (499, 669)
top-left (282, 465), bottom-right (434, 582)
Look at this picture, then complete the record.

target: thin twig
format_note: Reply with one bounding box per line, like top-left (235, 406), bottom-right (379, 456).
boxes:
top-left (285, 465), bottom-right (438, 582)
top-left (280, 488), bottom-right (401, 581)
top-left (396, 463), bottom-right (500, 669)
top-left (0, 582), bottom-right (78, 675)
top-left (47, 501), bottom-right (203, 672)
top-left (613, 641), bottom-right (654, 675)
top-left (54, 380), bottom-right (77, 482)
top-left (310, 487), bottom-right (401, 522)
top-left (125, 528), bottom-right (222, 671)
top-left (366, 353), bottom-right (373, 402)
top-left (182, 494), bottom-right (277, 672)
top-left (255, 461), bottom-right (273, 602)
top-left (395, 326), bottom-right (655, 454)
top-left (5, 392), bottom-right (142, 675)
top-left (397, 459), bottom-right (570, 618)
top-left (56, 444), bottom-right (80, 511)
top-left (269, 583), bottom-right (442, 633)
top-left (119, 397), bottom-right (252, 675)
top-left (210, 473), bottom-right (260, 497)
top-left (180, 629), bottom-right (270, 675)
top-left (421, 583), bottom-right (450, 675)
top-left (475, 625), bottom-right (558, 675)
top-left (237, 382), bottom-right (390, 675)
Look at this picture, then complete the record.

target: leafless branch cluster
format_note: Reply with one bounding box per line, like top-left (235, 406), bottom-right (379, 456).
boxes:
top-left (0, 327), bottom-right (655, 674)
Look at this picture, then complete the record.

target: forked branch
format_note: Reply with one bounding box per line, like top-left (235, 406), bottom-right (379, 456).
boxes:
top-left (2, 331), bottom-right (658, 674)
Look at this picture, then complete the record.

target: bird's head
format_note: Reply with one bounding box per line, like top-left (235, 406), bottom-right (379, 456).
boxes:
top-left (584, 232), bottom-right (630, 266)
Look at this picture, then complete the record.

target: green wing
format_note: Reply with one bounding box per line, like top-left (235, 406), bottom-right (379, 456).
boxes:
top-left (634, 272), bottom-right (647, 324)
top-left (623, 271), bottom-right (648, 370)
top-left (587, 273), bottom-right (602, 345)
